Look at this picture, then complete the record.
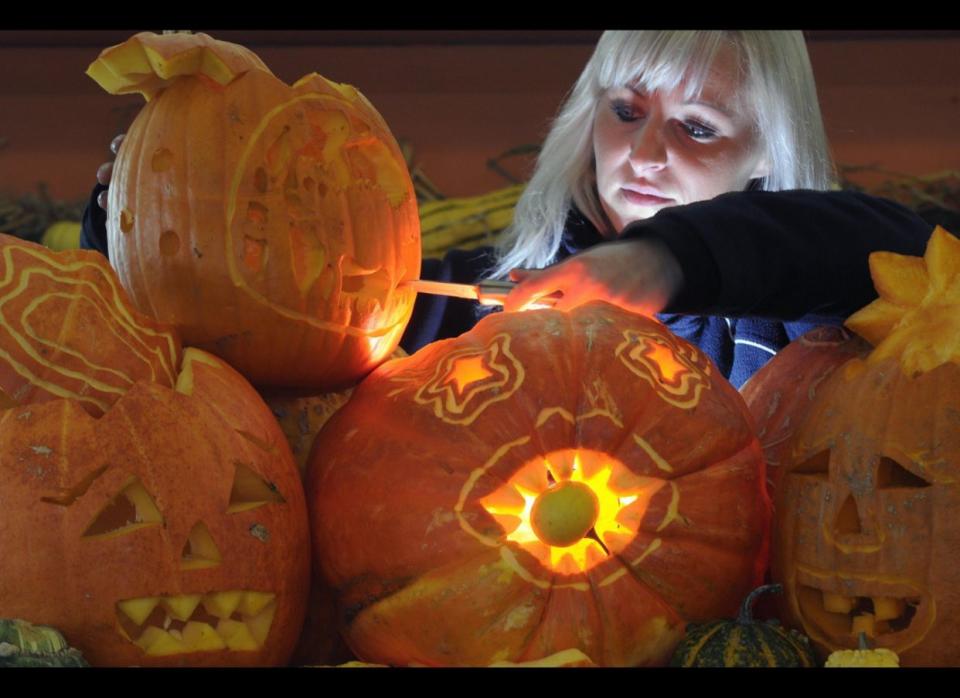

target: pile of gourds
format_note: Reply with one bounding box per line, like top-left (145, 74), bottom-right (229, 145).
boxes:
top-left (2, 31), bottom-right (955, 669)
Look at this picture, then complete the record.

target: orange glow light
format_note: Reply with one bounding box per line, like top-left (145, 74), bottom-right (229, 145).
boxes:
top-left (443, 355), bottom-right (494, 395)
top-left (643, 340), bottom-right (687, 384)
top-left (479, 449), bottom-right (663, 574)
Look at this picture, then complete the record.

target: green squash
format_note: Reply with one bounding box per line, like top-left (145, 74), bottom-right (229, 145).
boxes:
top-left (670, 585), bottom-right (817, 667)
top-left (0, 619), bottom-right (89, 667)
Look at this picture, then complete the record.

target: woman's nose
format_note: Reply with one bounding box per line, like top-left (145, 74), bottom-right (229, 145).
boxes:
top-left (629, 121), bottom-right (668, 171)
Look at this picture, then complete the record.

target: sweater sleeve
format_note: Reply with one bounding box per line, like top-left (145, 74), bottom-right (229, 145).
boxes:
top-left (621, 189), bottom-right (933, 320)
top-left (79, 183), bottom-right (109, 258)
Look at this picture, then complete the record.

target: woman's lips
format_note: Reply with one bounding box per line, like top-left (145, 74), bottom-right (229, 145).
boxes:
top-left (621, 188), bottom-right (673, 206)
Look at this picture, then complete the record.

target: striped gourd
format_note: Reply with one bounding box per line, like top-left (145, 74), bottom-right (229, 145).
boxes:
top-left (670, 585), bottom-right (818, 667)
top-left (419, 183), bottom-right (524, 258)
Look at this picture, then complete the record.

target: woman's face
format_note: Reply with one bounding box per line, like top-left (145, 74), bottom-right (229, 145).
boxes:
top-left (592, 45), bottom-right (769, 234)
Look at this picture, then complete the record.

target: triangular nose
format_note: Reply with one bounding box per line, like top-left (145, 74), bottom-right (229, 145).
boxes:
top-left (834, 494), bottom-right (863, 535)
top-left (181, 521), bottom-right (222, 570)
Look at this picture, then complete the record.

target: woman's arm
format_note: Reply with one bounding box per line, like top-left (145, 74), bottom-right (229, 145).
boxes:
top-left (506, 190), bottom-right (933, 320)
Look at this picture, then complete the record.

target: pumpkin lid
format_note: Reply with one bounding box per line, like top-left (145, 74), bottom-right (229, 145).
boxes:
top-left (86, 31), bottom-right (273, 101)
top-left (845, 226), bottom-right (960, 376)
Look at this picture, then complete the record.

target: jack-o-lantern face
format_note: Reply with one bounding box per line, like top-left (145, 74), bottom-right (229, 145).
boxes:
top-left (307, 302), bottom-right (770, 667)
top-left (772, 227), bottom-right (960, 666)
top-left (0, 236), bottom-right (309, 666)
top-left (86, 32), bottom-right (421, 389)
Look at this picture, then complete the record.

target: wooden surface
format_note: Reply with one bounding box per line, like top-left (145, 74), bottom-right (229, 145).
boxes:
top-left (1, 30), bottom-right (957, 203)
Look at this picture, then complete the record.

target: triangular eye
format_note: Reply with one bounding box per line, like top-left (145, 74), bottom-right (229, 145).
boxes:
top-left (877, 457), bottom-right (931, 489)
top-left (181, 521), bottom-right (222, 570)
top-left (790, 450), bottom-right (830, 479)
top-left (227, 462), bottom-right (285, 513)
top-left (83, 477), bottom-right (163, 538)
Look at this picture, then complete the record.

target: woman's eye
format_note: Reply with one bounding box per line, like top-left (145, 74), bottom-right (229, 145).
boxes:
top-left (681, 120), bottom-right (718, 140)
top-left (610, 100), bottom-right (640, 122)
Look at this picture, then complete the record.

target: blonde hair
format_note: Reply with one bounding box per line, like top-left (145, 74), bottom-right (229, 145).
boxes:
top-left (489, 30), bottom-right (835, 278)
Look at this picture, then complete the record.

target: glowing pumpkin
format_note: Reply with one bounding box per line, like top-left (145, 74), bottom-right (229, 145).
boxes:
top-left (0, 235), bottom-right (310, 666)
top-left (772, 226), bottom-right (960, 666)
top-left (86, 32), bottom-right (421, 389)
top-left (307, 301), bottom-right (771, 666)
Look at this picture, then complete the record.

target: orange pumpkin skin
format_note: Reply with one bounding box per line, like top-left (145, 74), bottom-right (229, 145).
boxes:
top-left (0, 236), bottom-right (310, 666)
top-left (307, 302), bottom-right (771, 667)
top-left (772, 357), bottom-right (960, 666)
top-left (741, 326), bottom-right (871, 500)
top-left (771, 228), bottom-right (960, 666)
top-left (90, 33), bottom-right (421, 390)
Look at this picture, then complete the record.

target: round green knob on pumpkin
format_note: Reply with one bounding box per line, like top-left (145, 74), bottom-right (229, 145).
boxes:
top-left (669, 585), bottom-right (818, 667)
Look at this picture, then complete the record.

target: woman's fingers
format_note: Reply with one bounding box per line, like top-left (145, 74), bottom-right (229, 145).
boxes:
top-left (96, 161), bottom-right (113, 186)
top-left (503, 267), bottom-right (568, 312)
top-left (110, 133), bottom-right (125, 155)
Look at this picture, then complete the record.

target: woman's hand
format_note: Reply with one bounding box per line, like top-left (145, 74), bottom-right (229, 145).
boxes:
top-left (95, 134), bottom-right (125, 212)
top-left (503, 237), bottom-right (684, 316)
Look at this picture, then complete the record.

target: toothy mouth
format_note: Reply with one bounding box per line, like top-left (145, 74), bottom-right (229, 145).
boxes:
top-left (116, 591), bottom-right (276, 656)
top-left (794, 568), bottom-right (931, 647)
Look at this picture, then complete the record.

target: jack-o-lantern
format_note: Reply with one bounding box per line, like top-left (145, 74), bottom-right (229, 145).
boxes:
top-left (86, 32), bottom-right (421, 389)
top-left (0, 235), bottom-right (310, 666)
top-left (742, 326), bottom-right (871, 500)
top-left (772, 226), bottom-right (960, 666)
top-left (307, 301), bottom-right (771, 667)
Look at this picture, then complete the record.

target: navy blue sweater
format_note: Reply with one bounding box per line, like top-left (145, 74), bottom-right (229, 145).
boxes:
top-left (400, 190), bottom-right (932, 388)
top-left (81, 186), bottom-right (932, 388)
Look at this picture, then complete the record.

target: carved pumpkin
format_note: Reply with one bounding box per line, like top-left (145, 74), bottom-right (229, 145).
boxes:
top-left (0, 235), bottom-right (310, 666)
top-left (307, 301), bottom-right (771, 667)
top-left (772, 226), bottom-right (960, 666)
top-left (86, 32), bottom-right (421, 389)
top-left (741, 326), bottom-right (870, 500)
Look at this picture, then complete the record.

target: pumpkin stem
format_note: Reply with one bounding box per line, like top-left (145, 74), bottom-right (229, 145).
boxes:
top-left (737, 584), bottom-right (782, 624)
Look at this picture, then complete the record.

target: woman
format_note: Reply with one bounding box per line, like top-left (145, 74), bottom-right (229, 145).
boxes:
top-left (401, 30), bottom-right (931, 387)
top-left (83, 31), bottom-right (932, 388)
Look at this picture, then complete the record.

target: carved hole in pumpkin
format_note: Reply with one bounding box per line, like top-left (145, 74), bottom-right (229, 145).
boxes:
top-left (303, 176), bottom-right (316, 192)
top-left (227, 462), bottom-right (285, 514)
top-left (181, 522), bottom-right (222, 570)
top-left (876, 457), bottom-right (931, 489)
top-left (254, 167), bottom-right (268, 194)
top-left (799, 585), bottom-right (920, 638)
top-left (834, 495), bottom-right (863, 535)
top-left (82, 477), bottom-right (163, 537)
top-left (120, 209), bottom-right (135, 234)
top-left (151, 147), bottom-right (173, 172)
top-left (159, 230), bottom-right (180, 257)
top-left (243, 236), bottom-right (267, 273)
top-left (791, 449), bottom-right (830, 478)
top-left (246, 201), bottom-right (268, 224)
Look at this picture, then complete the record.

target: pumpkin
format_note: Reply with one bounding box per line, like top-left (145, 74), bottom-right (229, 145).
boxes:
top-left (307, 301), bottom-right (771, 667)
top-left (0, 235), bottom-right (310, 666)
top-left (741, 325), bottom-right (870, 500)
top-left (825, 632), bottom-right (900, 668)
top-left (261, 348), bottom-right (407, 479)
top-left (87, 32), bottom-right (421, 390)
top-left (669, 584), bottom-right (817, 667)
top-left (772, 226), bottom-right (960, 666)
top-left (0, 619), bottom-right (89, 667)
